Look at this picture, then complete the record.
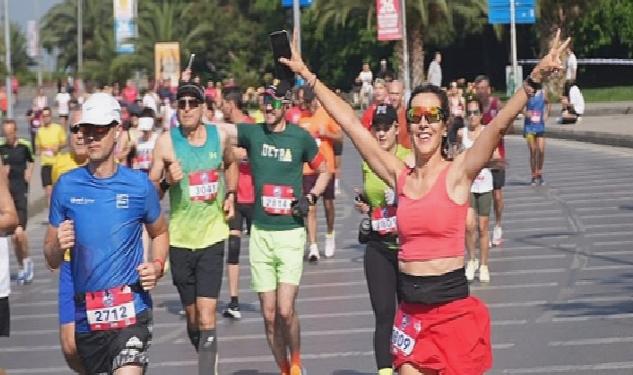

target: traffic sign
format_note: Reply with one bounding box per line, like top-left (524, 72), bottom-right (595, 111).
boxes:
top-left (281, 0), bottom-right (312, 8)
top-left (488, 0), bottom-right (536, 24)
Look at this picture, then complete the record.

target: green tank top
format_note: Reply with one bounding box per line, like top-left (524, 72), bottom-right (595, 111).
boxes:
top-left (169, 125), bottom-right (228, 249)
top-left (362, 145), bottom-right (411, 249)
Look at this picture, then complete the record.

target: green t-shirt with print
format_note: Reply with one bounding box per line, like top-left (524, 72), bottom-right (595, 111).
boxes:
top-left (238, 123), bottom-right (319, 231)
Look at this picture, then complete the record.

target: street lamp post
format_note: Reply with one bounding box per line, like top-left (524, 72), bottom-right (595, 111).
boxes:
top-left (77, 0), bottom-right (82, 74)
top-left (292, 0), bottom-right (301, 54)
top-left (4, 0), bottom-right (12, 118)
top-left (400, 0), bottom-right (410, 98)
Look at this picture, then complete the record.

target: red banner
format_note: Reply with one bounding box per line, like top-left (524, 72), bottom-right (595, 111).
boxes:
top-left (376, 0), bottom-right (403, 41)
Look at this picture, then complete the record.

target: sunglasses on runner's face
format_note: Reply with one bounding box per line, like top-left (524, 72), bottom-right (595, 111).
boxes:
top-left (178, 98), bottom-right (201, 109)
top-left (78, 124), bottom-right (114, 137)
top-left (407, 106), bottom-right (445, 124)
top-left (466, 109), bottom-right (481, 117)
top-left (70, 124), bottom-right (80, 134)
top-left (263, 95), bottom-right (284, 110)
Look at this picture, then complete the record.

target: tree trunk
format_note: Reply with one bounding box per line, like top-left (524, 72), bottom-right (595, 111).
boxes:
top-left (409, 25), bottom-right (425, 87)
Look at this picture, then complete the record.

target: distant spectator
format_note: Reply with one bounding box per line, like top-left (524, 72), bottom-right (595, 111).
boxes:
top-left (565, 45), bottom-right (577, 87)
top-left (427, 52), bottom-right (443, 87)
top-left (376, 59), bottom-right (395, 82)
top-left (122, 79), bottom-right (138, 105)
top-left (55, 87), bottom-right (72, 126)
top-left (33, 87), bottom-right (48, 111)
top-left (157, 78), bottom-right (173, 101)
top-left (560, 82), bottom-right (585, 124)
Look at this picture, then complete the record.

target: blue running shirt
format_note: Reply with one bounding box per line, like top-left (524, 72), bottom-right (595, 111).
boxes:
top-left (49, 165), bottom-right (161, 332)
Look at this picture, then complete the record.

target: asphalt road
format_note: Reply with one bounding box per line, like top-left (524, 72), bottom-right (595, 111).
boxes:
top-left (2, 135), bottom-right (633, 374)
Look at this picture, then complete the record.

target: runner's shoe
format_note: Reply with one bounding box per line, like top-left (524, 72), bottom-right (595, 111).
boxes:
top-left (530, 177), bottom-right (537, 187)
top-left (223, 303), bottom-right (242, 320)
top-left (465, 259), bottom-right (479, 281)
top-left (479, 265), bottom-right (490, 283)
top-left (23, 258), bottom-right (34, 284)
top-left (324, 232), bottom-right (335, 258)
top-left (308, 244), bottom-right (320, 263)
top-left (290, 364), bottom-right (306, 375)
top-left (492, 225), bottom-right (503, 247)
top-left (538, 175), bottom-right (546, 186)
top-left (15, 268), bottom-right (26, 285)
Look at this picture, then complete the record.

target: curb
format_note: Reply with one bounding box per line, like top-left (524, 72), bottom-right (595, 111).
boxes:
top-left (511, 123), bottom-right (633, 149)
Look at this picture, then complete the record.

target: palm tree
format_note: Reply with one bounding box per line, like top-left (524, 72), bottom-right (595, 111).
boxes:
top-left (313, 0), bottom-right (486, 86)
top-left (0, 24), bottom-right (31, 75)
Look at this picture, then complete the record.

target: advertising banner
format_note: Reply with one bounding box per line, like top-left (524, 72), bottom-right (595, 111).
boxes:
top-left (376, 0), bottom-right (403, 41)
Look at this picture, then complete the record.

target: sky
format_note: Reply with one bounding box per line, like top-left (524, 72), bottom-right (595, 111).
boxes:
top-left (10, 0), bottom-right (61, 32)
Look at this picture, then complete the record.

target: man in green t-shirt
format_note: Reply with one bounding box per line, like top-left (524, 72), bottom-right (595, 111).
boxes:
top-left (223, 85), bottom-right (330, 375)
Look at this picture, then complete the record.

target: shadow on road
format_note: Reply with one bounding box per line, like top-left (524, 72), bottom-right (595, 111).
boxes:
top-left (332, 371), bottom-right (374, 375)
top-left (232, 370), bottom-right (277, 375)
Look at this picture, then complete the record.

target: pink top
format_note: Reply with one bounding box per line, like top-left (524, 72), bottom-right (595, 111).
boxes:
top-left (396, 166), bottom-right (468, 261)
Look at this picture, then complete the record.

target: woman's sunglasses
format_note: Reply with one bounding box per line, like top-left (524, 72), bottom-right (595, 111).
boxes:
top-left (407, 106), bottom-right (445, 124)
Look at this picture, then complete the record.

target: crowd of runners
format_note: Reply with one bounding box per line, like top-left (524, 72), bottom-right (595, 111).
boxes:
top-left (0, 30), bottom-right (572, 375)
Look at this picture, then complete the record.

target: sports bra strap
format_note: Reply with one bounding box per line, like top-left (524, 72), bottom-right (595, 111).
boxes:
top-left (396, 167), bottom-right (412, 196)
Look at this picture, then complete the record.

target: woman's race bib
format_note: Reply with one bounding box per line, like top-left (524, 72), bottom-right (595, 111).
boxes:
top-left (392, 311), bottom-right (422, 357)
top-left (371, 206), bottom-right (397, 235)
top-left (530, 110), bottom-right (542, 123)
top-left (262, 184), bottom-right (295, 215)
top-left (85, 286), bottom-right (136, 331)
top-left (188, 169), bottom-right (219, 202)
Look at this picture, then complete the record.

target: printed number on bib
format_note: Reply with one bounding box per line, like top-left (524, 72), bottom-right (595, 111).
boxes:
top-left (85, 286), bottom-right (136, 331)
top-left (262, 184), bottom-right (295, 215)
top-left (530, 111), bottom-right (542, 123)
top-left (371, 206), bottom-right (397, 235)
top-left (392, 326), bottom-right (415, 356)
top-left (392, 312), bottom-right (421, 356)
top-left (188, 169), bottom-right (219, 202)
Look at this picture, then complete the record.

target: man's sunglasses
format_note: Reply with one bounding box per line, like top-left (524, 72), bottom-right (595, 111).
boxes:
top-left (263, 95), bottom-right (284, 110)
top-left (407, 106), bottom-right (445, 124)
top-left (178, 98), bottom-right (201, 109)
top-left (70, 124), bottom-right (81, 134)
top-left (466, 109), bottom-right (481, 117)
top-left (75, 124), bottom-right (114, 137)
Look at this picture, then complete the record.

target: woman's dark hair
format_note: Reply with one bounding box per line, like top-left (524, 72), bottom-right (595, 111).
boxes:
top-left (407, 84), bottom-right (450, 123)
top-left (464, 95), bottom-right (484, 112)
top-left (407, 84), bottom-right (452, 160)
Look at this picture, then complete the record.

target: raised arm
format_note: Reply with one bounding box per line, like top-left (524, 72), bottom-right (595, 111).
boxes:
top-left (462, 30), bottom-right (570, 180)
top-left (280, 36), bottom-right (404, 187)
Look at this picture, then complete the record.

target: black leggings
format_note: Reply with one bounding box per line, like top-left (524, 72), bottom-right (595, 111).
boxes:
top-left (363, 239), bottom-right (399, 370)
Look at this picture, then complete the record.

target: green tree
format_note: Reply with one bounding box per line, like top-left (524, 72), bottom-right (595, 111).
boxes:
top-left (0, 23), bottom-right (31, 76)
top-left (312, 0), bottom-right (487, 87)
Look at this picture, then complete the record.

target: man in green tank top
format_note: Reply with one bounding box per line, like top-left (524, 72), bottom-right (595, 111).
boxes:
top-left (222, 85), bottom-right (330, 375)
top-left (150, 72), bottom-right (237, 375)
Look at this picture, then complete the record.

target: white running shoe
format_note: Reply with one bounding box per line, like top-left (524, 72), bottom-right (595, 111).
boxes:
top-left (324, 232), bottom-right (335, 258)
top-left (492, 226), bottom-right (503, 247)
top-left (479, 265), bottom-right (490, 283)
top-left (23, 258), bottom-right (34, 284)
top-left (465, 259), bottom-right (479, 281)
top-left (308, 243), bottom-right (320, 263)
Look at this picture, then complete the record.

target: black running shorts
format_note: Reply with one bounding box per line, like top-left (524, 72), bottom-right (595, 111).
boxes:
top-left (75, 309), bottom-right (152, 374)
top-left (170, 241), bottom-right (225, 306)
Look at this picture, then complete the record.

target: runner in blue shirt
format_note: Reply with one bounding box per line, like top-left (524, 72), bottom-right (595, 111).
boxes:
top-left (44, 93), bottom-right (169, 375)
top-left (523, 88), bottom-right (550, 186)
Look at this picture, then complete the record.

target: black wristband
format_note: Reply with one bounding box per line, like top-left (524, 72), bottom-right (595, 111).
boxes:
top-left (159, 179), bottom-right (170, 193)
top-left (225, 190), bottom-right (236, 199)
top-left (525, 76), bottom-right (542, 91)
top-left (307, 192), bottom-right (319, 205)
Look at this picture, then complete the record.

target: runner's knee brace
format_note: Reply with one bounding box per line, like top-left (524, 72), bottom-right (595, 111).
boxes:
top-left (227, 235), bottom-right (241, 265)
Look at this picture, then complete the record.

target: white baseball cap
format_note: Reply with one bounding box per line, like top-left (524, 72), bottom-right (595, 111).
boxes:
top-left (77, 93), bottom-right (121, 126)
top-left (138, 117), bottom-right (154, 131)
